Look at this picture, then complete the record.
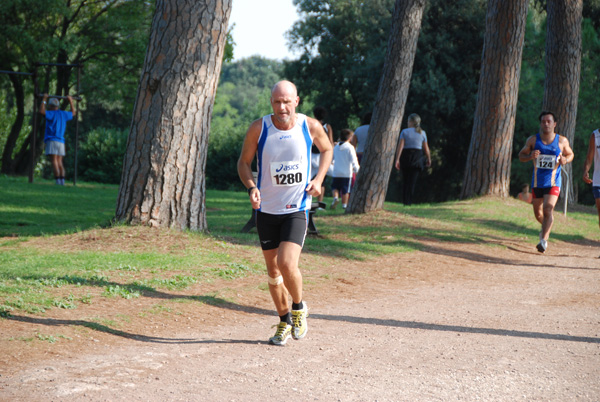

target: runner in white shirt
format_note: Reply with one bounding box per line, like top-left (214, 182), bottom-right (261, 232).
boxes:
top-left (583, 128), bottom-right (600, 230)
top-left (237, 80), bottom-right (332, 345)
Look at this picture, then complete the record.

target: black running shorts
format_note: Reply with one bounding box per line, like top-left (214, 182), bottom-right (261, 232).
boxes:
top-left (255, 210), bottom-right (308, 250)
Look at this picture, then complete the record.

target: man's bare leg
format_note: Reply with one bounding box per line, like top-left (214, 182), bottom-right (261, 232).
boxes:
top-left (540, 194), bottom-right (558, 241)
top-left (276, 241), bottom-right (303, 305)
top-left (532, 198), bottom-right (544, 225)
top-left (262, 248), bottom-right (290, 316)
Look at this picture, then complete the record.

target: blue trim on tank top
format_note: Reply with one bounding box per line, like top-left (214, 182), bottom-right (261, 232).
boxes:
top-left (256, 118), bottom-right (269, 211)
top-left (300, 119), bottom-right (312, 210)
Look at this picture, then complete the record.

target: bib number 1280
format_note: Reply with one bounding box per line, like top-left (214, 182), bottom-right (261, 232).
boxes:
top-left (273, 172), bottom-right (303, 185)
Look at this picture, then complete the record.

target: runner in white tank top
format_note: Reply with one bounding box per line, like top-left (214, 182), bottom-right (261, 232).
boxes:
top-left (237, 80), bottom-right (333, 345)
top-left (583, 129), bottom-right (600, 230)
top-left (256, 113), bottom-right (312, 215)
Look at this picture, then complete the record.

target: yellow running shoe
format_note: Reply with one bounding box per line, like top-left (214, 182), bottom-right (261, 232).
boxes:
top-left (291, 302), bottom-right (308, 340)
top-left (268, 322), bottom-right (292, 346)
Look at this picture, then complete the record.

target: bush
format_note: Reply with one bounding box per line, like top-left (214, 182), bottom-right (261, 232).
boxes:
top-left (78, 127), bottom-right (128, 184)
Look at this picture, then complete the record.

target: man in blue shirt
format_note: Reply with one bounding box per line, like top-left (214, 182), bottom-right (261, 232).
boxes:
top-left (40, 94), bottom-right (76, 185)
top-left (518, 111), bottom-right (574, 253)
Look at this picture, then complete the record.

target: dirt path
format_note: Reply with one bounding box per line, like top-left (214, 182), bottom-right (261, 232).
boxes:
top-left (1, 238), bottom-right (599, 401)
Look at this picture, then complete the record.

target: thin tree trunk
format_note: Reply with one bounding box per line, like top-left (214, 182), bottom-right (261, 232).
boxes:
top-left (0, 72), bottom-right (25, 174)
top-left (543, 0), bottom-right (582, 205)
top-left (347, 0), bottom-right (426, 214)
top-left (116, 0), bottom-right (231, 231)
top-left (461, 0), bottom-right (528, 199)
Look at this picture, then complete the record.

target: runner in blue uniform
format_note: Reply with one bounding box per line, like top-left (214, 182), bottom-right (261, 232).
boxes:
top-left (238, 81), bottom-right (333, 345)
top-left (518, 111), bottom-right (574, 253)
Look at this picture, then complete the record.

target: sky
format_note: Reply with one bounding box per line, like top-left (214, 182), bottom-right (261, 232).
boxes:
top-left (228, 0), bottom-right (301, 61)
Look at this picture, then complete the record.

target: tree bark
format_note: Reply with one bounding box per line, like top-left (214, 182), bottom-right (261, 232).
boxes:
top-left (542, 0), bottom-right (582, 204)
top-left (347, 0), bottom-right (426, 214)
top-left (0, 72), bottom-right (25, 174)
top-left (115, 0), bottom-right (231, 231)
top-left (461, 0), bottom-right (528, 199)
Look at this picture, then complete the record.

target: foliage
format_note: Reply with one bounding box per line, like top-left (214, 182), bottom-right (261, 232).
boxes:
top-left (513, 4), bottom-right (600, 205)
top-left (285, 0), bottom-right (600, 204)
top-left (0, 0), bottom-right (154, 174)
top-left (395, 0), bottom-right (486, 202)
top-left (78, 127), bottom-right (128, 184)
top-left (0, 92), bottom-right (31, 158)
top-left (206, 57), bottom-right (283, 190)
top-left (575, 17), bottom-right (600, 205)
top-left (286, 0), bottom-right (395, 134)
top-left (223, 25), bottom-right (235, 63)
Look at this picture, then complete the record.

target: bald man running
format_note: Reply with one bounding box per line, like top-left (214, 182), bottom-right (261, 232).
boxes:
top-left (238, 80), bottom-right (333, 345)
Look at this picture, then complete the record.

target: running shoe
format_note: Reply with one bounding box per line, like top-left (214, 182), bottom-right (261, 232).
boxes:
top-left (268, 322), bottom-right (292, 346)
top-left (331, 198), bottom-right (339, 210)
top-left (536, 239), bottom-right (547, 253)
top-left (291, 303), bottom-right (308, 340)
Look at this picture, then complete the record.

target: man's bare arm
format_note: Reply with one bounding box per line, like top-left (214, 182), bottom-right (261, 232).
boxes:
top-left (306, 117), bottom-right (333, 197)
top-left (583, 133), bottom-right (595, 184)
top-left (237, 119), bottom-right (262, 209)
top-left (518, 136), bottom-right (538, 162)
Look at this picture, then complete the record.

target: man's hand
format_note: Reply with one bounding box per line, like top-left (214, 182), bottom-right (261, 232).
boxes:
top-left (583, 171), bottom-right (593, 184)
top-left (305, 180), bottom-right (322, 197)
top-left (558, 153), bottom-right (568, 166)
top-left (249, 188), bottom-right (261, 210)
top-left (530, 150), bottom-right (541, 160)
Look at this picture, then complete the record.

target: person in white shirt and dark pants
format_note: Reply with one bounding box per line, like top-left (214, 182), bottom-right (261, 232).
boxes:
top-left (331, 129), bottom-right (360, 210)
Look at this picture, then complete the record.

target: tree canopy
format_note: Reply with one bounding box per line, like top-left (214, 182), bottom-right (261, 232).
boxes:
top-left (1, 0), bottom-right (599, 205)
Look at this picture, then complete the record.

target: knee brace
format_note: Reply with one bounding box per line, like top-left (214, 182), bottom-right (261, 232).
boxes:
top-left (268, 275), bottom-right (283, 286)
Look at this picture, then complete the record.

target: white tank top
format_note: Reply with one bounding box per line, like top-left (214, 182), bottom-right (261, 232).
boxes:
top-left (593, 129), bottom-right (600, 186)
top-left (256, 114), bottom-right (313, 214)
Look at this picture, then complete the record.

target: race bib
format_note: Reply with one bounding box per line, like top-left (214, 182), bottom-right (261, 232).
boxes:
top-left (270, 160), bottom-right (306, 186)
top-left (536, 154), bottom-right (558, 170)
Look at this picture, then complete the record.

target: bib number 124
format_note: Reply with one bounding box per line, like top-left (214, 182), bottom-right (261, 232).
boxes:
top-left (273, 172), bottom-right (303, 185)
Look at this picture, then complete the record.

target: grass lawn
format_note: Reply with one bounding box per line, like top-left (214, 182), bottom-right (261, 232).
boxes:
top-left (1, 174), bottom-right (598, 318)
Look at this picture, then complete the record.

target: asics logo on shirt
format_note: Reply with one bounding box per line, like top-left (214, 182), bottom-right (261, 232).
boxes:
top-left (275, 163), bottom-right (300, 173)
top-left (279, 135), bottom-right (292, 140)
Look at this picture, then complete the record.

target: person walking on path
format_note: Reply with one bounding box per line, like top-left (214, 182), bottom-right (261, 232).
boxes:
top-left (331, 129), bottom-right (359, 210)
top-left (237, 80), bottom-right (333, 346)
top-left (518, 111), bottom-right (574, 253)
top-left (394, 113), bottom-right (431, 206)
top-left (583, 128), bottom-right (600, 230)
top-left (350, 112), bottom-right (371, 163)
top-left (40, 94), bottom-right (77, 185)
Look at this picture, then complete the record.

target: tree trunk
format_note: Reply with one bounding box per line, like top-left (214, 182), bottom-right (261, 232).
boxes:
top-left (0, 72), bottom-right (25, 174)
top-left (346, 0), bottom-right (426, 214)
top-left (542, 0), bottom-right (582, 205)
top-left (115, 0), bottom-right (231, 231)
top-left (461, 0), bottom-right (528, 199)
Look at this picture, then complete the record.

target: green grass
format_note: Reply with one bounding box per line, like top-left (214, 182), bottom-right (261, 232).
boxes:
top-left (1, 175), bottom-right (598, 318)
top-left (0, 175), bottom-right (117, 236)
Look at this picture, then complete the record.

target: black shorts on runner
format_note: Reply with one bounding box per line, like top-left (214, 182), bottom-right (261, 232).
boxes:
top-left (255, 210), bottom-right (308, 250)
top-left (532, 186), bottom-right (560, 199)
